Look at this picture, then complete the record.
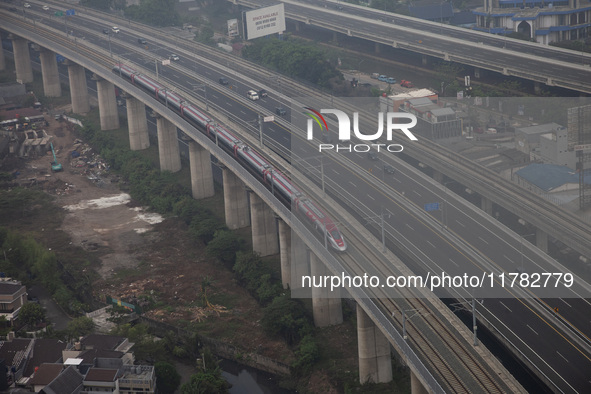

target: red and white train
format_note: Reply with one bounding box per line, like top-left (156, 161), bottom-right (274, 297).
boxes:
top-left (113, 64), bottom-right (347, 252)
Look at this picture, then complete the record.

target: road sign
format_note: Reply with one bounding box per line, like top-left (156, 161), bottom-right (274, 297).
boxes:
top-left (574, 144), bottom-right (591, 152)
top-left (263, 116), bottom-right (275, 122)
top-left (424, 202), bottom-right (440, 212)
top-left (66, 9), bottom-right (75, 16)
top-left (54, 11), bottom-right (63, 16)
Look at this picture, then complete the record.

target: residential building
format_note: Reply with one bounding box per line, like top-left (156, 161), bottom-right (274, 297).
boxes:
top-left (0, 279), bottom-right (27, 325)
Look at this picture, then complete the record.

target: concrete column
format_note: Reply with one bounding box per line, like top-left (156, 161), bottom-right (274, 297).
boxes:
top-left (96, 79), bottom-right (120, 130)
top-left (481, 196), bottom-right (493, 216)
top-left (357, 304), bottom-right (392, 384)
top-left (126, 96), bottom-right (150, 150)
top-left (410, 370), bottom-right (429, 394)
top-left (156, 116), bottom-right (181, 172)
top-left (278, 219), bottom-right (291, 289)
top-left (433, 170), bottom-right (443, 183)
top-left (534, 81), bottom-right (541, 94)
top-left (332, 31), bottom-right (338, 43)
top-left (222, 168), bottom-right (250, 229)
top-left (474, 67), bottom-right (481, 79)
top-left (536, 227), bottom-right (548, 253)
top-left (189, 141), bottom-right (214, 199)
top-left (12, 37), bottom-right (33, 83)
top-left (67, 63), bottom-right (90, 114)
top-left (0, 33), bottom-right (5, 71)
top-left (39, 48), bottom-right (61, 97)
top-left (310, 253), bottom-right (343, 327)
top-left (249, 192), bottom-right (279, 256)
top-left (375, 42), bottom-right (381, 54)
top-left (290, 233), bottom-right (310, 293)
top-left (421, 55), bottom-right (428, 66)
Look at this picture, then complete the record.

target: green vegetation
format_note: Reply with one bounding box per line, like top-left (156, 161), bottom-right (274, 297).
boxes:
top-left (242, 37), bottom-right (343, 88)
top-left (18, 303), bottom-right (46, 327)
top-left (261, 293), bottom-right (312, 345)
top-left (124, 0), bottom-right (180, 27)
top-left (154, 362), bottom-right (181, 394)
top-left (66, 316), bottom-right (96, 339)
top-left (181, 347), bottom-right (230, 394)
top-left (232, 252), bottom-right (282, 305)
top-left (0, 225), bottom-right (87, 314)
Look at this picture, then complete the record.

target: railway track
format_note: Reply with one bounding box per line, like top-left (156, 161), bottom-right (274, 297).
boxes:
top-left (338, 228), bottom-right (508, 393)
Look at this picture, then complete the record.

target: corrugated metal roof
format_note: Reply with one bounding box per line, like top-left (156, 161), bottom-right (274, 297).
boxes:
top-left (515, 163), bottom-right (579, 191)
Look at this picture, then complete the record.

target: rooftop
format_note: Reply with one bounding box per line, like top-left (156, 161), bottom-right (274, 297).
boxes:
top-left (29, 363), bottom-right (63, 385)
top-left (84, 367), bottom-right (118, 382)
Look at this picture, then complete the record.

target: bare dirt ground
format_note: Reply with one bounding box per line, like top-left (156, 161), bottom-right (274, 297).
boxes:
top-left (7, 111), bottom-right (357, 393)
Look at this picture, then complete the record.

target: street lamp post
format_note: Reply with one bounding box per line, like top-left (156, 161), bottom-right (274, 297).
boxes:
top-left (108, 34), bottom-right (112, 58)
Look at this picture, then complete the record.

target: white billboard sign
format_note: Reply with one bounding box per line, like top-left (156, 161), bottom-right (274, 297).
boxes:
top-left (243, 3), bottom-right (286, 40)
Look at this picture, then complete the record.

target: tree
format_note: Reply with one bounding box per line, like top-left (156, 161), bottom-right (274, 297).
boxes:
top-left (181, 371), bottom-right (230, 394)
top-left (66, 316), bottom-right (95, 338)
top-left (154, 362), bottom-right (181, 394)
top-left (261, 294), bottom-right (312, 345)
top-left (18, 303), bottom-right (45, 327)
top-left (205, 230), bottom-right (240, 264)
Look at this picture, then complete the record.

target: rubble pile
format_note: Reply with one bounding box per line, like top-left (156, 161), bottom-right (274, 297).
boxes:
top-left (69, 140), bottom-right (110, 186)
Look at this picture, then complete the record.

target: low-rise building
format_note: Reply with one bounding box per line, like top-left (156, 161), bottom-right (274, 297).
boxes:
top-left (0, 279), bottom-right (27, 325)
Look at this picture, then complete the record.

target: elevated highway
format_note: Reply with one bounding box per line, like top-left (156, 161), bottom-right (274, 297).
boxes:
top-left (231, 0), bottom-right (591, 93)
top-left (0, 8), bottom-right (523, 393)
top-left (3, 3), bottom-right (591, 392)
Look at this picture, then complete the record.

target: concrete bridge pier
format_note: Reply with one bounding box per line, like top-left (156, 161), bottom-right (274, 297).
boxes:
top-left (481, 195), bottom-right (493, 216)
top-left (155, 116), bottom-right (181, 172)
top-left (357, 304), bottom-right (392, 384)
top-left (410, 370), bottom-right (429, 394)
top-left (375, 42), bottom-right (381, 54)
top-left (39, 48), bottom-right (61, 97)
top-left (189, 140), bottom-right (214, 200)
top-left (421, 55), bottom-right (428, 66)
top-left (534, 81), bottom-right (541, 94)
top-left (249, 192), bottom-right (279, 256)
top-left (222, 168), bottom-right (250, 229)
top-left (290, 233), bottom-right (310, 292)
top-left (125, 96), bottom-right (150, 150)
top-left (332, 31), bottom-right (338, 43)
top-left (295, 21), bottom-right (301, 32)
top-left (12, 37), bottom-right (33, 83)
top-left (278, 219), bottom-right (292, 289)
top-left (96, 78), bottom-right (120, 130)
top-left (0, 33), bottom-right (5, 71)
top-left (536, 227), bottom-right (548, 253)
top-left (66, 62), bottom-right (90, 114)
top-left (310, 253), bottom-right (343, 327)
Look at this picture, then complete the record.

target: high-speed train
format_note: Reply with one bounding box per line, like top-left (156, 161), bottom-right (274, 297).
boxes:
top-left (113, 64), bottom-right (347, 252)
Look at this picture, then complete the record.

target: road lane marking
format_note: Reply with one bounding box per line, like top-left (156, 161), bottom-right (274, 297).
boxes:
top-left (559, 298), bottom-right (572, 308)
top-left (499, 301), bottom-right (512, 312)
top-left (412, 190), bottom-right (422, 197)
top-left (448, 258), bottom-right (459, 267)
top-left (426, 240), bottom-right (436, 249)
top-left (478, 236), bottom-right (489, 245)
top-left (556, 351), bottom-right (569, 363)
top-left (526, 324), bottom-right (539, 335)
top-left (366, 194), bottom-right (375, 201)
top-left (455, 220), bottom-right (465, 227)
top-left (405, 223), bottom-right (414, 231)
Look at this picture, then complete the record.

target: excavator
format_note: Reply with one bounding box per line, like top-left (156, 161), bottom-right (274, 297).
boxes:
top-left (49, 142), bottom-right (62, 172)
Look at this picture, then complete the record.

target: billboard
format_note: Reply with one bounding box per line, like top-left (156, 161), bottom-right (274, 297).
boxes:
top-left (242, 3), bottom-right (286, 40)
top-left (227, 18), bottom-right (239, 38)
